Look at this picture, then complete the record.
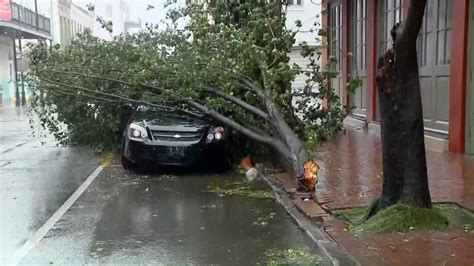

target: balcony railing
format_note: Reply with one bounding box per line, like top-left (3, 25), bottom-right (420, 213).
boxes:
top-left (11, 2), bottom-right (51, 34)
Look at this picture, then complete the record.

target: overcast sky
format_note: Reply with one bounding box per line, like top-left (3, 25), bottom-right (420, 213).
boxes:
top-left (125, 0), bottom-right (168, 25)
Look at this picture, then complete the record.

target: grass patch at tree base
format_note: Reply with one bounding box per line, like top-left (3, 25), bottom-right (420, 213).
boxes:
top-left (334, 203), bottom-right (474, 234)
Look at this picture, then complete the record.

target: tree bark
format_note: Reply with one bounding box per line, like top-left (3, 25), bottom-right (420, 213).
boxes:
top-left (371, 0), bottom-right (431, 216)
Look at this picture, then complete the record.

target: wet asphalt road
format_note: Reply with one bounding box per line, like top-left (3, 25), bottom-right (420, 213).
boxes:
top-left (20, 167), bottom-right (324, 265)
top-left (0, 107), bottom-right (99, 264)
top-left (1, 107), bottom-right (325, 265)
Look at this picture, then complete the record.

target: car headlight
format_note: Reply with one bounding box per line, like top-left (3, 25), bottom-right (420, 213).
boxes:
top-left (207, 133), bottom-right (215, 141)
top-left (128, 123), bottom-right (149, 141)
top-left (206, 126), bottom-right (225, 142)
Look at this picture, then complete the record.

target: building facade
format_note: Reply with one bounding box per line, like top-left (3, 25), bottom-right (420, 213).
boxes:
top-left (0, 0), bottom-right (52, 106)
top-left (322, 0), bottom-right (473, 155)
top-left (56, 0), bottom-right (94, 45)
top-left (89, 0), bottom-right (129, 40)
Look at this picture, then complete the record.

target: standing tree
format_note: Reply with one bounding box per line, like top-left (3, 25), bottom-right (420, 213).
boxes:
top-left (27, 1), bottom-right (344, 190)
top-left (371, 0), bottom-right (431, 216)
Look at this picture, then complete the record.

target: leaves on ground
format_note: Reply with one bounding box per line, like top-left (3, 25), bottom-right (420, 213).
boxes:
top-left (254, 212), bottom-right (277, 227)
top-left (204, 181), bottom-right (274, 199)
top-left (201, 203), bottom-right (223, 209)
top-left (159, 175), bottom-right (178, 181)
top-left (262, 247), bottom-right (322, 265)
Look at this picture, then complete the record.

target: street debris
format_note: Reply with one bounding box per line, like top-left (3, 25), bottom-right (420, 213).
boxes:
top-left (240, 156), bottom-right (258, 181)
top-left (253, 212), bottom-right (276, 227)
top-left (204, 182), bottom-right (274, 199)
top-left (160, 175), bottom-right (178, 181)
top-left (262, 247), bottom-right (322, 265)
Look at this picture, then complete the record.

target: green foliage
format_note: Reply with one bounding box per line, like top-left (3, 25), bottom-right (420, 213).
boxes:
top-left (334, 203), bottom-right (474, 234)
top-left (27, 1), bottom-right (344, 153)
top-left (347, 76), bottom-right (363, 94)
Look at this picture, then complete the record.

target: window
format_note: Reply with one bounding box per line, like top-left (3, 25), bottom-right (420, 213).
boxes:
top-left (351, 0), bottom-right (367, 71)
top-left (417, 0), bottom-right (452, 67)
top-left (380, 0), bottom-right (403, 53)
top-left (350, 0), bottom-right (367, 116)
top-left (288, 0), bottom-right (302, 6)
top-left (329, 3), bottom-right (342, 72)
top-left (329, 1), bottom-right (343, 97)
top-left (416, 0), bottom-right (452, 132)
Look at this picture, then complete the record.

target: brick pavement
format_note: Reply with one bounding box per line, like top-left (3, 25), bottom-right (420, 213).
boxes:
top-left (313, 128), bottom-right (474, 210)
top-left (270, 127), bottom-right (474, 265)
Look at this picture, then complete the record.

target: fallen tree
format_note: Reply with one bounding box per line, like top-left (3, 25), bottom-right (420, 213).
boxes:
top-left (27, 1), bottom-right (343, 190)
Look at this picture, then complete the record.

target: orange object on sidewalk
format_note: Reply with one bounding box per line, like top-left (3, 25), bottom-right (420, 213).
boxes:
top-left (300, 160), bottom-right (319, 191)
top-left (240, 156), bottom-right (255, 170)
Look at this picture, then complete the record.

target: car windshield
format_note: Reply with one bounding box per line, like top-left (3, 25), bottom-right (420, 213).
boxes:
top-left (136, 104), bottom-right (204, 122)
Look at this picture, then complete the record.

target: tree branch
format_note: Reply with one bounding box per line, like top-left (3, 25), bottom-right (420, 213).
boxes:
top-left (202, 86), bottom-right (270, 122)
top-left (38, 66), bottom-right (298, 159)
top-left (184, 99), bottom-right (289, 155)
top-left (41, 69), bottom-right (184, 99)
top-left (39, 75), bottom-right (289, 155)
top-left (39, 77), bottom-right (175, 111)
top-left (45, 85), bottom-right (119, 103)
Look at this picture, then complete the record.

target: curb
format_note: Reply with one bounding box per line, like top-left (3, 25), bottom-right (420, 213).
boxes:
top-left (258, 169), bottom-right (359, 266)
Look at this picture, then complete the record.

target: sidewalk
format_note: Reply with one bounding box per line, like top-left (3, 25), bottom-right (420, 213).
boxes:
top-left (270, 127), bottom-right (474, 265)
top-left (0, 106), bottom-right (32, 152)
top-left (314, 127), bottom-right (474, 211)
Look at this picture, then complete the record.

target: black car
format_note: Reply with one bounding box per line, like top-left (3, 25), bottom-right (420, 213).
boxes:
top-left (121, 106), bottom-right (232, 171)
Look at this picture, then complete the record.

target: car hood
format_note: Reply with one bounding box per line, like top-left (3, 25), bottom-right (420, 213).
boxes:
top-left (133, 113), bottom-right (209, 132)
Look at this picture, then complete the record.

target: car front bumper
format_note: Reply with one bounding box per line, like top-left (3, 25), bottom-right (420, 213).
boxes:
top-left (124, 138), bottom-right (228, 167)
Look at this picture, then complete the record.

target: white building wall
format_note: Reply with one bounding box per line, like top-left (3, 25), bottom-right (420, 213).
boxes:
top-left (49, 0), bottom-right (61, 44)
top-left (70, 2), bottom-right (94, 34)
top-left (76, 0), bottom-right (129, 40)
top-left (285, 0), bottom-right (321, 47)
top-left (50, 0), bottom-right (93, 45)
top-left (285, 0), bottom-right (322, 114)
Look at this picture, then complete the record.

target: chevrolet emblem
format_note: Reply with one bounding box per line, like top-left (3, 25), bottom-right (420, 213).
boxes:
top-left (173, 134), bottom-right (181, 138)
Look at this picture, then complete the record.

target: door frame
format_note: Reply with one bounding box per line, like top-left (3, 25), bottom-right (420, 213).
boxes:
top-left (466, 0), bottom-right (474, 154)
top-left (328, 0), bottom-right (343, 99)
top-left (349, 0), bottom-right (368, 118)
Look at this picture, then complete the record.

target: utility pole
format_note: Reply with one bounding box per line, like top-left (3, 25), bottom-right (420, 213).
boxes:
top-left (34, 0), bottom-right (39, 29)
top-left (18, 38), bottom-right (25, 106)
top-left (12, 38), bottom-right (19, 107)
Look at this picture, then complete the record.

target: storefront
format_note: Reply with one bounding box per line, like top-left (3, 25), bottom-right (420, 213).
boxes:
top-left (322, 0), bottom-right (471, 154)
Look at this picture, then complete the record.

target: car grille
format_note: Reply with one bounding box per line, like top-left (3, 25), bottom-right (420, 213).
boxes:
top-left (151, 130), bottom-right (202, 142)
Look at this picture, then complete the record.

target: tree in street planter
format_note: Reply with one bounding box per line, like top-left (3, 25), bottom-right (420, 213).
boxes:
top-left (27, 1), bottom-right (344, 191)
top-left (370, 0), bottom-right (431, 216)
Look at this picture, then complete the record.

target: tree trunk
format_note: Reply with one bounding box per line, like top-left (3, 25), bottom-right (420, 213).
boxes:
top-left (371, 0), bottom-right (431, 216)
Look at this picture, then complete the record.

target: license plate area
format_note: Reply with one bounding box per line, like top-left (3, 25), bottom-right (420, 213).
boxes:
top-left (165, 146), bottom-right (185, 157)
